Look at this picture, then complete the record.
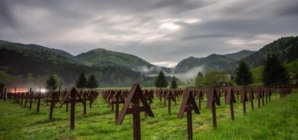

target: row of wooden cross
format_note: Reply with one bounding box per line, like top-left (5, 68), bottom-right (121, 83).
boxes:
top-left (102, 85), bottom-right (292, 140)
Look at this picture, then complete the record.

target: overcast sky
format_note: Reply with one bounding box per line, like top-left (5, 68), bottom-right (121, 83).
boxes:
top-left (1, 0), bottom-right (298, 67)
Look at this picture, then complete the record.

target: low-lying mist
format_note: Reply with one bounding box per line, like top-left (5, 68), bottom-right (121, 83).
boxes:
top-left (136, 65), bottom-right (204, 84)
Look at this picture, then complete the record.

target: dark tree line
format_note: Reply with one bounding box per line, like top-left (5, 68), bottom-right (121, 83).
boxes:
top-left (261, 54), bottom-right (290, 88)
top-left (235, 54), bottom-right (290, 88)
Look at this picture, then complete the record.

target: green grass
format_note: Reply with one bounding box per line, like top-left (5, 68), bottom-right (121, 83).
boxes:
top-left (0, 91), bottom-right (297, 140)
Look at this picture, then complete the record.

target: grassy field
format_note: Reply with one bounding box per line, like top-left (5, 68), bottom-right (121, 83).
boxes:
top-left (0, 89), bottom-right (297, 140)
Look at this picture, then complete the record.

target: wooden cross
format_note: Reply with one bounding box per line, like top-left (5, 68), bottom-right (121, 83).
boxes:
top-left (248, 88), bottom-right (255, 110)
top-left (240, 88), bottom-right (248, 114)
top-left (108, 90), bottom-right (125, 122)
top-left (165, 90), bottom-right (176, 114)
top-left (206, 87), bottom-right (220, 128)
top-left (195, 89), bottom-right (204, 110)
top-left (116, 84), bottom-right (154, 140)
top-left (225, 87), bottom-right (236, 120)
top-left (177, 89), bottom-right (200, 140)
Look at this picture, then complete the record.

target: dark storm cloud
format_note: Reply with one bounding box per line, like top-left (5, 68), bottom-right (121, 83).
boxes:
top-left (0, 1), bottom-right (16, 27)
top-left (0, 0), bottom-right (297, 67)
top-left (277, 2), bottom-right (298, 17)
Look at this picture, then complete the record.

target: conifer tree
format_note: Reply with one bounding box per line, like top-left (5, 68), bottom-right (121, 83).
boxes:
top-left (235, 60), bottom-right (254, 88)
top-left (154, 70), bottom-right (168, 89)
top-left (45, 74), bottom-right (59, 91)
top-left (87, 73), bottom-right (99, 89)
top-left (76, 71), bottom-right (87, 89)
top-left (197, 71), bottom-right (203, 77)
top-left (262, 54), bottom-right (290, 88)
top-left (170, 76), bottom-right (178, 89)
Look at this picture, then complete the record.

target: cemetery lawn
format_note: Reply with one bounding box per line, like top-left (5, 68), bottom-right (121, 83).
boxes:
top-left (0, 91), bottom-right (297, 140)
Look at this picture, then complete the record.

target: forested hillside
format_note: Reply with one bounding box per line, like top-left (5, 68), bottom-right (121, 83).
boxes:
top-left (0, 41), bottom-right (159, 87)
top-left (175, 51), bottom-right (253, 74)
top-left (245, 36), bottom-right (298, 68)
top-left (75, 48), bottom-right (173, 74)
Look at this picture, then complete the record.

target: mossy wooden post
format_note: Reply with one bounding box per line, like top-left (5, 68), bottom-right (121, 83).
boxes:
top-left (177, 89), bottom-right (200, 140)
top-left (29, 88), bottom-right (33, 110)
top-left (116, 84), bottom-right (154, 140)
top-left (240, 88), bottom-right (248, 114)
top-left (207, 87), bottom-right (220, 128)
top-left (226, 87), bottom-right (236, 120)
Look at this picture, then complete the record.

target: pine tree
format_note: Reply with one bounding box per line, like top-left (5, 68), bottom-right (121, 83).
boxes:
top-left (170, 76), bottom-right (178, 89)
top-left (262, 54), bottom-right (291, 88)
top-left (87, 73), bottom-right (99, 89)
top-left (235, 60), bottom-right (254, 87)
top-left (154, 70), bottom-right (168, 89)
top-left (76, 71), bottom-right (87, 89)
top-left (45, 74), bottom-right (59, 91)
top-left (197, 71), bottom-right (203, 77)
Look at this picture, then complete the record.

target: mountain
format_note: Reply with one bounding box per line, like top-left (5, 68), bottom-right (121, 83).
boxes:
top-left (0, 41), bottom-right (156, 87)
top-left (0, 40), bottom-right (77, 65)
top-left (244, 36), bottom-right (298, 68)
top-left (175, 36), bottom-right (298, 74)
top-left (75, 48), bottom-right (173, 74)
top-left (1, 35), bottom-right (297, 87)
top-left (25, 44), bottom-right (77, 61)
top-left (76, 48), bottom-right (152, 67)
top-left (225, 50), bottom-right (255, 61)
top-left (175, 50), bottom-right (254, 73)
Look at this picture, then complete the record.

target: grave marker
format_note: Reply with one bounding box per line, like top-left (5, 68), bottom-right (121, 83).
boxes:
top-left (248, 89), bottom-right (255, 110)
top-left (165, 90), bottom-right (176, 114)
top-left (177, 89), bottom-right (200, 140)
top-left (108, 90), bottom-right (125, 122)
top-left (116, 84), bottom-right (154, 140)
top-left (240, 88), bottom-right (248, 114)
top-left (206, 88), bottom-right (220, 128)
top-left (225, 87), bottom-right (236, 120)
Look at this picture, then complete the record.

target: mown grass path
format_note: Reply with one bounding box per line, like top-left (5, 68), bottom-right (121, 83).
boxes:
top-left (0, 92), bottom-right (297, 140)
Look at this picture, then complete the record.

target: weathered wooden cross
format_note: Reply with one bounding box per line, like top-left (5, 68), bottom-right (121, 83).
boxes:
top-left (116, 84), bottom-right (154, 140)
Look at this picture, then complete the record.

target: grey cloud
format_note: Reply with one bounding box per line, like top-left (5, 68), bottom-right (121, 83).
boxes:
top-left (0, 1), bottom-right (16, 27)
top-left (0, 0), bottom-right (297, 67)
top-left (180, 34), bottom-right (232, 40)
top-left (277, 1), bottom-right (298, 17)
top-left (152, 0), bottom-right (211, 13)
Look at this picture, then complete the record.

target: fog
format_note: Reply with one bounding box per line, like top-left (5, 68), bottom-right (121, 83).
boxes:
top-left (136, 65), bottom-right (204, 84)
